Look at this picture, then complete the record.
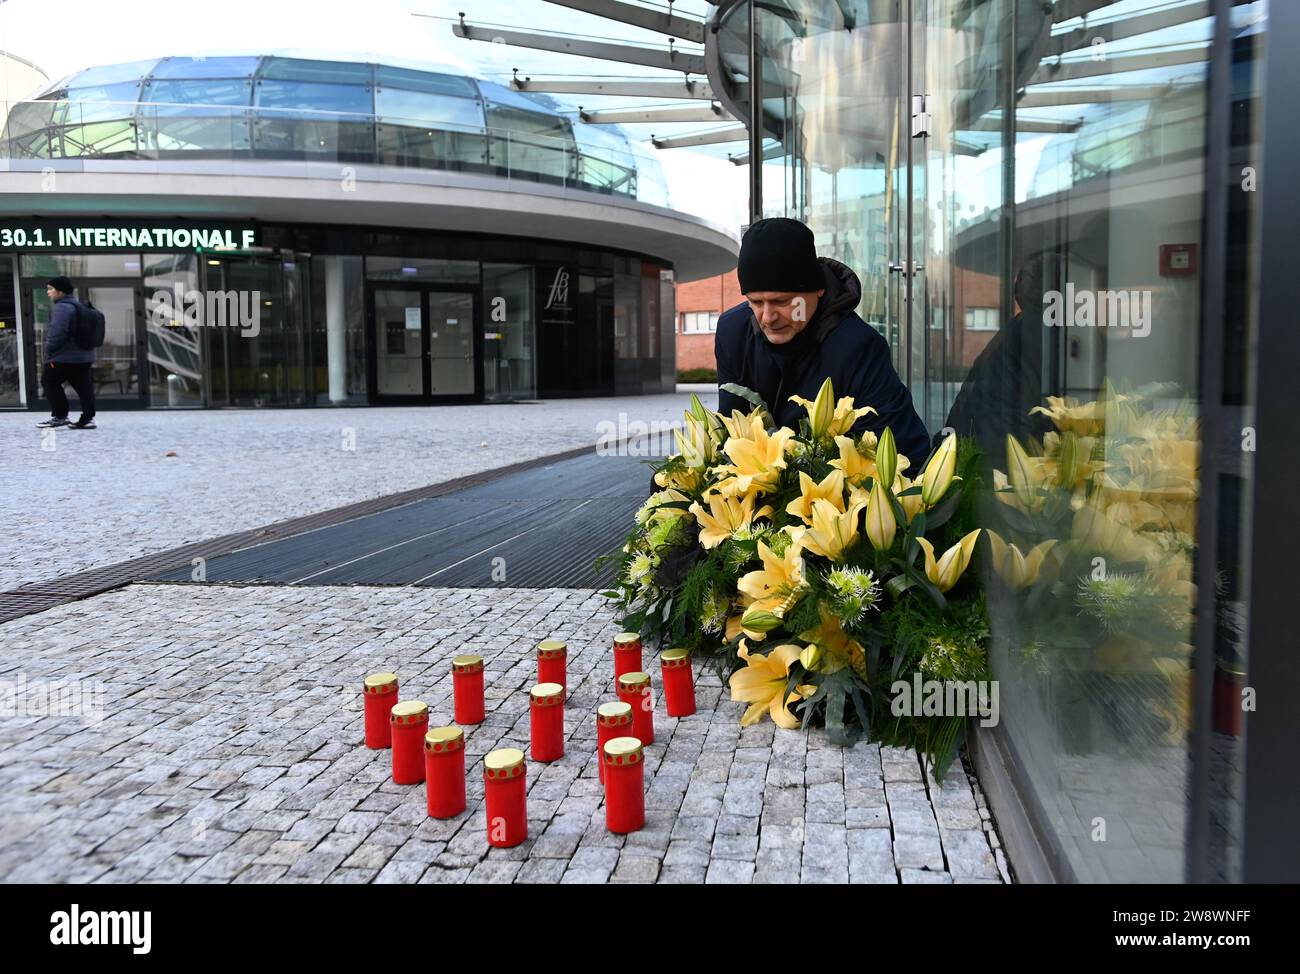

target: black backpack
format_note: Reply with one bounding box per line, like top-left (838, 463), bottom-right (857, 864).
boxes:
top-left (71, 299), bottom-right (106, 350)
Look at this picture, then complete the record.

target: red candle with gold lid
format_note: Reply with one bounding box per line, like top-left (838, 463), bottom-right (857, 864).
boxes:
top-left (603, 736), bottom-right (645, 834)
top-left (616, 671), bottom-right (654, 746)
top-left (452, 654), bottom-right (485, 725)
top-left (613, 632), bottom-right (642, 684)
top-left (483, 747), bottom-right (527, 848)
top-left (530, 682), bottom-right (565, 762)
top-left (660, 648), bottom-right (696, 718)
top-left (424, 726), bottom-right (466, 819)
top-left (362, 672), bottom-right (398, 749)
top-left (596, 701), bottom-right (633, 784)
top-left (390, 700), bottom-right (428, 785)
top-left (537, 639), bottom-right (567, 689)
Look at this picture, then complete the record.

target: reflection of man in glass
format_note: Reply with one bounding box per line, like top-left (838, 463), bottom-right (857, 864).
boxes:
top-left (943, 252), bottom-right (1066, 461)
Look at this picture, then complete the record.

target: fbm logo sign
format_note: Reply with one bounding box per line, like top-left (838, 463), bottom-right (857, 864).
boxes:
top-left (538, 265), bottom-right (575, 326)
top-left (50, 904), bottom-right (151, 954)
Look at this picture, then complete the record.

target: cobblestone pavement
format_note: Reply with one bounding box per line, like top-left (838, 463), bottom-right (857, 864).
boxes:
top-left (0, 584), bottom-right (1009, 884)
top-left (0, 390), bottom-right (716, 591)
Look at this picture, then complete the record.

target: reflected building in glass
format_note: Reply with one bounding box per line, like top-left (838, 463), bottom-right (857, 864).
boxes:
top-left (0, 52), bottom-right (737, 409)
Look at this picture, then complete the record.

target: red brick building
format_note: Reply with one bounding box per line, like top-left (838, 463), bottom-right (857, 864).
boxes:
top-left (674, 269), bottom-right (741, 373)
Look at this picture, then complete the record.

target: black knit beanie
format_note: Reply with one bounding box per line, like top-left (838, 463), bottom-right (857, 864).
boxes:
top-left (47, 276), bottom-right (74, 295)
top-left (736, 218), bottom-right (823, 294)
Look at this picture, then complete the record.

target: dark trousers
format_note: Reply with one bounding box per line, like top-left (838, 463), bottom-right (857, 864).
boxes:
top-left (42, 362), bottom-right (96, 420)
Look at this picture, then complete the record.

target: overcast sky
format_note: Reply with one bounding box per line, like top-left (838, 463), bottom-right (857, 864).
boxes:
top-left (0, 0), bottom-right (747, 231)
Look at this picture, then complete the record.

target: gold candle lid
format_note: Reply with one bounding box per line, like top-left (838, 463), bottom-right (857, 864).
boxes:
top-left (530, 682), bottom-right (565, 706)
top-left (537, 639), bottom-right (567, 659)
top-left (391, 700), bottom-right (428, 724)
top-left (618, 671), bottom-right (651, 690)
top-left (597, 701), bottom-right (633, 725)
top-left (484, 747), bottom-right (526, 778)
top-left (603, 736), bottom-right (644, 764)
top-left (452, 654), bottom-right (484, 673)
top-left (424, 726), bottom-right (464, 751)
top-left (363, 671), bottom-right (398, 692)
top-left (613, 632), bottom-right (641, 646)
top-left (662, 648), bottom-right (690, 665)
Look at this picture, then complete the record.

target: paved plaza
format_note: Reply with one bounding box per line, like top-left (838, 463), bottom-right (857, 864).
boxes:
top-left (0, 584), bottom-right (1008, 884)
top-left (0, 390), bottom-right (715, 591)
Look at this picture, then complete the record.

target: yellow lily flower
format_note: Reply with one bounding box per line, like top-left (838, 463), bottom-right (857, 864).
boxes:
top-left (729, 640), bottom-right (813, 729)
top-left (1030, 395), bottom-right (1106, 436)
top-left (674, 415), bottom-right (716, 469)
top-left (653, 464), bottom-right (702, 494)
top-left (714, 414), bottom-right (793, 496)
top-left (864, 477), bottom-right (897, 552)
top-left (920, 434), bottom-right (958, 507)
top-left (1002, 435), bottom-right (1051, 513)
top-left (985, 531), bottom-right (1058, 590)
top-left (635, 488), bottom-right (691, 525)
top-left (785, 498), bottom-right (865, 563)
top-left (718, 408), bottom-right (766, 442)
top-left (789, 378), bottom-right (876, 440)
top-left (798, 607), bottom-right (868, 678)
top-left (737, 540), bottom-right (807, 616)
top-left (829, 434), bottom-right (877, 486)
top-left (917, 529), bottom-right (982, 592)
top-left (689, 492), bottom-right (774, 550)
top-left (785, 469), bottom-right (847, 525)
top-left (874, 427), bottom-right (899, 488)
top-left (894, 473), bottom-right (925, 523)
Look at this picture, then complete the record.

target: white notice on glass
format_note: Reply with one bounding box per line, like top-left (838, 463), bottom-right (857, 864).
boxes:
top-left (404, 307), bottom-right (421, 330)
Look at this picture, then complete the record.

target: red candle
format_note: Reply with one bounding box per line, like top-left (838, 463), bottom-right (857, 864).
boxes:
top-left (483, 747), bottom-right (527, 848)
top-left (452, 654), bottom-right (485, 725)
top-left (390, 700), bottom-right (428, 785)
top-left (362, 671), bottom-right (398, 749)
top-left (660, 648), bottom-right (697, 718)
top-left (424, 726), bottom-right (466, 819)
top-left (613, 632), bottom-right (642, 684)
top-left (603, 736), bottom-right (645, 834)
top-left (537, 639), bottom-right (567, 689)
top-left (596, 701), bottom-right (633, 784)
top-left (530, 682), bottom-right (565, 762)
top-left (616, 671), bottom-right (654, 746)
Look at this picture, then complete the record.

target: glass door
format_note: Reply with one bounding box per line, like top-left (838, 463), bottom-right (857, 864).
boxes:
top-left (26, 280), bottom-right (147, 407)
top-left (371, 287), bottom-right (426, 398)
top-left (426, 289), bottom-right (476, 397)
top-left (369, 285), bottom-right (480, 401)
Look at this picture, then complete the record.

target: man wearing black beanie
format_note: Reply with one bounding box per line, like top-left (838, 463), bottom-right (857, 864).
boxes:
top-left (715, 218), bottom-right (930, 463)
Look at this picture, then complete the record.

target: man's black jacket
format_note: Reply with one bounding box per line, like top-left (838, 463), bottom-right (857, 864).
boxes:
top-left (714, 257), bottom-right (931, 466)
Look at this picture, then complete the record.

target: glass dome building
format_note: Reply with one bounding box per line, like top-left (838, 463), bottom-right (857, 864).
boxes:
top-left (0, 53), bottom-right (735, 410)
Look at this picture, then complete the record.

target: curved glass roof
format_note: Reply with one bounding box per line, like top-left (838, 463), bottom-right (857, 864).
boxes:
top-left (2, 53), bottom-right (668, 206)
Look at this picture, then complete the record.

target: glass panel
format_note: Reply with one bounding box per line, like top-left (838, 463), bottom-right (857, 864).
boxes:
top-left (253, 80), bottom-right (374, 157)
top-left (373, 288), bottom-right (424, 396)
top-left (259, 58), bottom-right (372, 85)
top-left (142, 78), bottom-right (252, 106)
top-left (374, 88), bottom-right (482, 128)
top-left (22, 253), bottom-right (142, 278)
top-left (0, 257), bottom-right (20, 406)
top-left (928, 0), bottom-right (1212, 884)
top-left (427, 291), bottom-right (475, 396)
top-left (311, 255), bottom-right (366, 405)
top-left (64, 60), bottom-right (158, 88)
top-left (150, 56), bottom-right (260, 80)
top-left (144, 253), bottom-right (203, 407)
top-left (207, 258), bottom-right (295, 406)
top-left (375, 66), bottom-right (478, 98)
top-left (482, 263), bottom-right (535, 401)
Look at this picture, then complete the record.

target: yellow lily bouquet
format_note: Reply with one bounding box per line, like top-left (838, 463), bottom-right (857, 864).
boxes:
top-left (605, 378), bottom-right (992, 780)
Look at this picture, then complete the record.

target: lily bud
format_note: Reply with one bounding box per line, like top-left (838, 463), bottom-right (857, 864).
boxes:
top-left (1058, 430), bottom-right (1081, 488)
top-left (799, 645), bottom-right (823, 672)
top-left (920, 433), bottom-right (957, 507)
top-left (741, 606), bottom-right (784, 633)
top-left (917, 530), bottom-right (981, 592)
top-left (865, 477), bottom-right (897, 552)
top-left (875, 427), bottom-right (897, 489)
top-left (1006, 434), bottom-right (1037, 509)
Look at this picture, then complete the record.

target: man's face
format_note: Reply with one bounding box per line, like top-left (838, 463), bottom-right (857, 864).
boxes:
top-left (46, 285), bottom-right (61, 300)
top-left (746, 289), bottom-right (824, 345)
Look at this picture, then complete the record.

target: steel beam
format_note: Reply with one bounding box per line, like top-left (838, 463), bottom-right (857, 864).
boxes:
top-left (511, 78), bottom-right (716, 99)
top-left (1016, 84), bottom-right (1172, 107)
top-left (452, 21), bottom-right (707, 74)
top-left (578, 103), bottom-right (728, 123)
top-left (1030, 46), bottom-right (1208, 84)
top-left (541, 0), bottom-right (706, 44)
top-left (652, 125), bottom-right (749, 149)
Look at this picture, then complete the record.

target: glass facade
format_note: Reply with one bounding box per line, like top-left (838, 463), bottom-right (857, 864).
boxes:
top-left (0, 222), bottom-right (676, 409)
top-left (722, 0), bottom-right (1268, 882)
